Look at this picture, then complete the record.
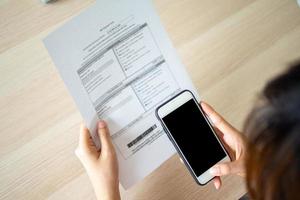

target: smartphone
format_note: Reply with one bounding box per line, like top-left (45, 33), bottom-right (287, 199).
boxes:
top-left (155, 90), bottom-right (230, 185)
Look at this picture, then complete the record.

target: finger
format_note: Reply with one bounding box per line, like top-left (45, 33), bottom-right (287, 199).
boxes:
top-left (97, 120), bottom-right (114, 154)
top-left (200, 102), bottom-right (239, 137)
top-left (209, 161), bottom-right (241, 176)
top-left (79, 124), bottom-right (92, 153)
top-left (213, 127), bottom-right (225, 141)
top-left (213, 177), bottom-right (222, 190)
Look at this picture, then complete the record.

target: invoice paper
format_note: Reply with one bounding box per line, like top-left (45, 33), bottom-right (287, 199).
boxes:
top-left (43, 0), bottom-right (199, 189)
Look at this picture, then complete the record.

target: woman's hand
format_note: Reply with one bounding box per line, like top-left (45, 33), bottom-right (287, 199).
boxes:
top-left (75, 121), bottom-right (120, 200)
top-left (201, 102), bottom-right (246, 190)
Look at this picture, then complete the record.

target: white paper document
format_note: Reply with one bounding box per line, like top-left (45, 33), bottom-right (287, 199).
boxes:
top-left (44, 0), bottom-right (199, 189)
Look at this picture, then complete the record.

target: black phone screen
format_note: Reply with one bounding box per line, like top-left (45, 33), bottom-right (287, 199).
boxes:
top-left (162, 99), bottom-right (226, 177)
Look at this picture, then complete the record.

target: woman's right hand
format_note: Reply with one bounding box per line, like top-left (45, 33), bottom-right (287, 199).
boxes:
top-left (201, 102), bottom-right (246, 190)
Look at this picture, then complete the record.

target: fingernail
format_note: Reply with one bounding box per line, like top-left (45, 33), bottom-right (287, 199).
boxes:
top-left (98, 120), bottom-right (106, 128)
top-left (179, 158), bottom-right (184, 164)
top-left (209, 166), bottom-right (219, 175)
top-left (74, 148), bottom-right (81, 157)
top-left (209, 116), bottom-right (218, 124)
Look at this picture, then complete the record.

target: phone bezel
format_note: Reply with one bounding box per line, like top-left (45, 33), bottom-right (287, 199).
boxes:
top-left (155, 89), bottom-right (231, 185)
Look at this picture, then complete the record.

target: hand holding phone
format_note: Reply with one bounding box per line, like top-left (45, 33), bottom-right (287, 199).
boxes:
top-left (201, 102), bottom-right (246, 189)
top-left (156, 90), bottom-right (231, 185)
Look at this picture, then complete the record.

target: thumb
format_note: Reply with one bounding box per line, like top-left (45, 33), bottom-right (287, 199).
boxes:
top-left (209, 161), bottom-right (241, 176)
top-left (97, 120), bottom-right (114, 154)
top-left (78, 124), bottom-right (93, 154)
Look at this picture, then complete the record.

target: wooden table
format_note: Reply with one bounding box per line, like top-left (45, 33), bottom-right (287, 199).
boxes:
top-left (1, 0), bottom-right (300, 199)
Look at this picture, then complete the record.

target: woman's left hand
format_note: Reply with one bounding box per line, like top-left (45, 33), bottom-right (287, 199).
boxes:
top-left (75, 121), bottom-right (120, 200)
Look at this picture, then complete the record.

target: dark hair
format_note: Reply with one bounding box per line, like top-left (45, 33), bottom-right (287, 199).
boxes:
top-left (244, 62), bottom-right (300, 200)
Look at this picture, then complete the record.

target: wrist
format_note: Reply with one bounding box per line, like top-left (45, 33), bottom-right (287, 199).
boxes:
top-left (90, 176), bottom-right (120, 200)
top-left (95, 186), bottom-right (120, 200)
